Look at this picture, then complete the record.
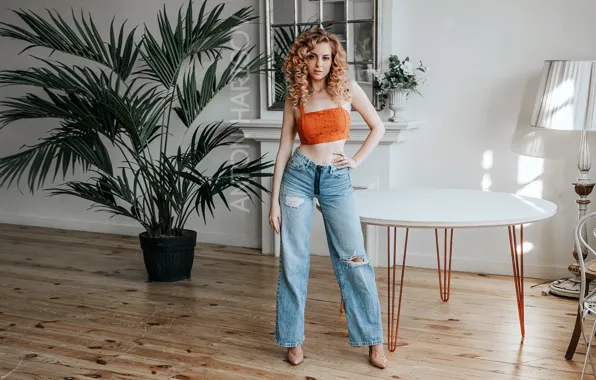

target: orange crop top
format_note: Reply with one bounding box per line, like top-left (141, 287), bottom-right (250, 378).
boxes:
top-left (296, 103), bottom-right (350, 145)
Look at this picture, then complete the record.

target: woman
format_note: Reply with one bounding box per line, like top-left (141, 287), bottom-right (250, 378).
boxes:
top-left (268, 27), bottom-right (388, 369)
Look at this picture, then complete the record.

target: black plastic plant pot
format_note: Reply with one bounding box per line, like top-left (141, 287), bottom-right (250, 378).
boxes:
top-left (139, 230), bottom-right (197, 282)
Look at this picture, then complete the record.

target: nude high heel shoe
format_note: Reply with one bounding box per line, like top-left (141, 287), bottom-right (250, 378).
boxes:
top-left (287, 346), bottom-right (304, 365)
top-left (369, 345), bottom-right (387, 369)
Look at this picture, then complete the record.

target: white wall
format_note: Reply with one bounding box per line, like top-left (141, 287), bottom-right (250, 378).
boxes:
top-left (387, 0), bottom-right (596, 279)
top-left (0, 0), bottom-right (264, 248)
top-left (1, 0), bottom-right (595, 280)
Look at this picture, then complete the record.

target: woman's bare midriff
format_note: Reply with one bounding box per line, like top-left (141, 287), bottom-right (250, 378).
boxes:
top-left (298, 140), bottom-right (347, 166)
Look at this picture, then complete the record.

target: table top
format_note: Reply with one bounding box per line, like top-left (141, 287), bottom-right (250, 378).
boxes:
top-left (354, 188), bottom-right (557, 228)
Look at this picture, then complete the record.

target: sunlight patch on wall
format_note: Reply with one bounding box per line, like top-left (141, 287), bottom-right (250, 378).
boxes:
top-left (482, 150), bottom-right (493, 170)
top-left (516, 156), bottom-right (544, 198)
top-left (481, 150), bottom-right (493, 191)
top-left (481, 174), bottom-right (492, 191)
top-left (519, 241), bottom-right (534, 254)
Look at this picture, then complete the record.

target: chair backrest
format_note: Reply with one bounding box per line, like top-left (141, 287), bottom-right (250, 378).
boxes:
top-left (574, 211), bottom-right (596, 303)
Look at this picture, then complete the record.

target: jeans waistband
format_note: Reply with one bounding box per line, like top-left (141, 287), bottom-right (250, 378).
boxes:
top-left (293, 147), bottom-right (341, 173)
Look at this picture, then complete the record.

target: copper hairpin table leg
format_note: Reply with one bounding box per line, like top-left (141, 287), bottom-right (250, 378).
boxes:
top-left (435, 228), bottom-right (454, 302)
top-left (508, 224), bottom-right (525, 338)
top-left (387, 226), bottom-right (409, 352)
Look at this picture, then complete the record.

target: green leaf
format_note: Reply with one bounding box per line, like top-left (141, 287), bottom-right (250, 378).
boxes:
top-left (175, 122), bottom-right (274, 223)
top-left (137, 1), bottom-right (259, 88)
top-left (173, 46), bottom-right (270, 127)
top-left (0, 9), bottom-right (139, 80)
top-left (0, 127), bottom-right (112, 193)
top-left (49, 175), bottom-right (149, 228)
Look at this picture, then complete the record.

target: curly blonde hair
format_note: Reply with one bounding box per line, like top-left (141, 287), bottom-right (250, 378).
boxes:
top-left (284, 27), bottom-right (352, 110)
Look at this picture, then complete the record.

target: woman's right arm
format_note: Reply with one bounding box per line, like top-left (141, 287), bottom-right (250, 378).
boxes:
top-left (269, 97), bottom-right (297, 234)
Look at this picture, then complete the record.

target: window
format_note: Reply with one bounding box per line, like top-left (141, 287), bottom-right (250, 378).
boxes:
top-left (264, 0), bottom-right (380, 110)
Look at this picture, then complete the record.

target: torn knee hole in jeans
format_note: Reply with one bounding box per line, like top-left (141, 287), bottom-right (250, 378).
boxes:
top-left (285, 195), bottom-right (305, 208)
top-left (342, 254), bottom-right (369, 266)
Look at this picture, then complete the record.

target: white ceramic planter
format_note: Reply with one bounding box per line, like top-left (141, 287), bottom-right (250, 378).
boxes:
top-left (388, 89), bottom-right (407, 122)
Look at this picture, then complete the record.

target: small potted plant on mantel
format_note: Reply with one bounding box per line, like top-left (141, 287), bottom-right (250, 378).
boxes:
top-left (371, 55), bottom-right (428, 122)
top-left (0, 1), bottom-right (274, 282)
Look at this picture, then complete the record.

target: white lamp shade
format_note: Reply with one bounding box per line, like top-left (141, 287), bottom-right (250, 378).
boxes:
top-left (531, 60), bottom-right (596, 131)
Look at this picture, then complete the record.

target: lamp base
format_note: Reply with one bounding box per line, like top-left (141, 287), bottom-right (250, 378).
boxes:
top-left (548, 269), bottom-right (596, 298)
top-left (550, 131), bottom-right (595, 299)
top-left (548, 276), bottom-right (582, 298)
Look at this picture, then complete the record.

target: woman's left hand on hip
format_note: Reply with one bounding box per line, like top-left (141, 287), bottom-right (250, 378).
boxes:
top-left (332, 152), bottom-right (358, 169)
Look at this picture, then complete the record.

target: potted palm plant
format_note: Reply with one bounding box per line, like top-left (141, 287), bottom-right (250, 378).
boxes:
top-left (0, 1), bottom-right (274, 282)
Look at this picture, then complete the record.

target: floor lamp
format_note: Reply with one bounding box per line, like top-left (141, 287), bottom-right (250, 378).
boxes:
top-left (530, 60), bottom-right (596, 299)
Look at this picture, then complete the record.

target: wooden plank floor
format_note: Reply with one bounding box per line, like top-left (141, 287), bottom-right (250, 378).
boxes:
top-left (0, 223), bottom-right (588, 379)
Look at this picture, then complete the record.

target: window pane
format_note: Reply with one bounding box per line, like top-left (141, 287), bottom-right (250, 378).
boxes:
top-left (323, 1), bottom-right (345, 22)
top-left (298, 0), bottom-right (321, 24)
top-left (323, 22), bottom-right (347, 46)
top-left (273, 0), bottom-right (296, 25)
top-left (348, 22), bottom-right (373, 62)
top-left (350, 63), bottom-right (374, 83)
top-left (348, 0), bottom-right (373, 21)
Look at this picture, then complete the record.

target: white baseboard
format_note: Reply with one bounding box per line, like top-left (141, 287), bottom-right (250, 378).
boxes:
top-left (0, 212), bottom-right (144, 235)
top-left (0, 213), bottom-right (260, 249)
top-left (310, 250), bottom-right (570, 280)
top-left (399, 251), bottom-right (569, 280)
top-left (0, 212), bottom-right (571, 279)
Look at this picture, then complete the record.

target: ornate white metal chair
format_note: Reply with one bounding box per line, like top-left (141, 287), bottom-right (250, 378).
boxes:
top-left (573, 211), bottom-right (596, 379)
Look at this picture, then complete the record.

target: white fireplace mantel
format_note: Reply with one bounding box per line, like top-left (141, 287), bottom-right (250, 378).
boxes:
top-left (231, 118), bottom-right (424, 267)
top-left (233, 119), bottom-right (422, 144)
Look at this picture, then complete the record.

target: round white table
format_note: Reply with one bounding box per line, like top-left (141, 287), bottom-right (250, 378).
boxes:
top-left (350, 188), bottom-right (558, 351)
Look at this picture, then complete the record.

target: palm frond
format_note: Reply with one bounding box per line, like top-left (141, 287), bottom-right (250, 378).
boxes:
top-left (189, 4), bottom-right (257, 65)
top-left (49, 173), bottom-right (148, 229)
top-left (174, 46), bottom-right (270, 127)
top-left (173, 62), bottom-right (199, 127)
top-left (0, 9), bottom-right (140, 80)
top-left (0, 91), bottom-right (75, 129)
top-left (137, 1), bottom-right (259, 88)
top-left (0, 60), bottom-right (90, 92)
top-left (0, 126), bottom-right (112, 193)
top-left (179, 150), bottom-right (273, 223)
top-left (0, 62), bottom-right (167, 152)
top-left (179, 121), bottom-right (238, 167)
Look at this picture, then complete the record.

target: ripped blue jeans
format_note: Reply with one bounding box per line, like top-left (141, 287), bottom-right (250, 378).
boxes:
top-left (274, 147), bottom-right (384, 348)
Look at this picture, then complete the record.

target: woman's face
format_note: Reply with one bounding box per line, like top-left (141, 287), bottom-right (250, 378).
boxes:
top-left (306, 42), bottom-right (332, 81)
